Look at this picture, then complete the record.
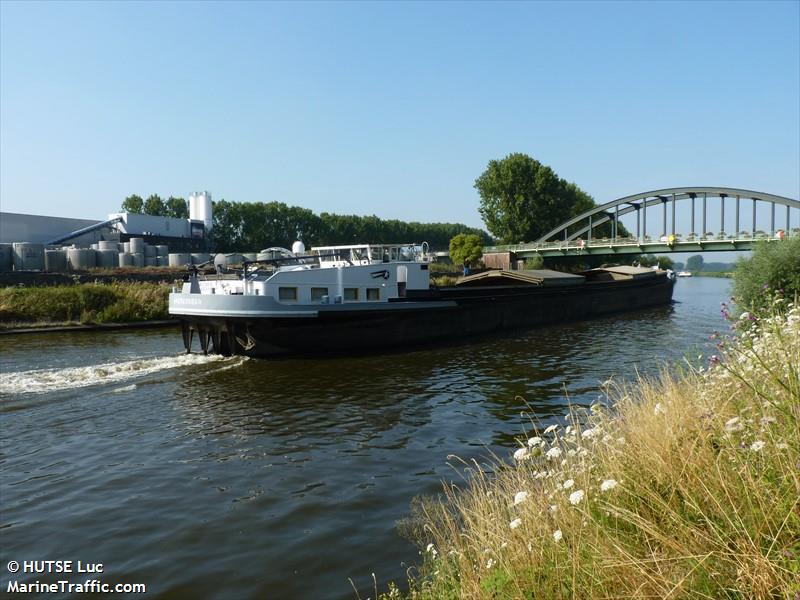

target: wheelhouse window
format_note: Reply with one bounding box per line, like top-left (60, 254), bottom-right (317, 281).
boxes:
top-left (344, 288), bottom-right (359, 301)
top-left (366, 288), bottom-right (380, 301)
top-left (278, 287), bottom-right (298, 301)
top-left (311, 287), bottom-right (328, 301)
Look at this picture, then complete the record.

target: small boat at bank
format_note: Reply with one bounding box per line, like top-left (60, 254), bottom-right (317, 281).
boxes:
top-left (169, 243), bottom-right (676, 357)
top-left (677, 271), bottom-right (693, 277)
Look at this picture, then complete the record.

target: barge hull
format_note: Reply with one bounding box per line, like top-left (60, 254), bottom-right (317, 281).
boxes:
top-left (176, 275), bottom-right (675, 357)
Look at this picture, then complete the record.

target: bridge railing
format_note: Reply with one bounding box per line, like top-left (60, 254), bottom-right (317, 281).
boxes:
top-left (484, 228), bottom-right (799, 254)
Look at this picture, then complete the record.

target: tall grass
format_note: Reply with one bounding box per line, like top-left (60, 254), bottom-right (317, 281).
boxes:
top-left (0, 283), bottom-right (170, 326)
top-left (391, 298), bottom-right (799, 599)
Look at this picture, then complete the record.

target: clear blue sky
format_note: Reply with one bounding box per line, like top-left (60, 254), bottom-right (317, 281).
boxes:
top-left (2, 0), bottom-right (798, 239)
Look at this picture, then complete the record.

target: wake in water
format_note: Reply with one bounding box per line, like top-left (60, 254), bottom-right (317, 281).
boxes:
top-left (0, 353), bottom-right (243, 395)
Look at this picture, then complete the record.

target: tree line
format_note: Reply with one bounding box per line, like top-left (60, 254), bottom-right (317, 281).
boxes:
top-left (120, 195), bottom-right (490, 251)
top-left (122, 152), bottom-right (630, 252)
top-left (121, 194), bottom-right (189, 219)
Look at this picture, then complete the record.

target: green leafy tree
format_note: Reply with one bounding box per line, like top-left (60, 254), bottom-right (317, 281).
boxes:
top-left (449, 233), bottom-right (483, 268)
top-left (686, 255), bottom-right (704, 271)
top-left (121, 194), bottom-right (144, 213)
top-left (475, 153), bottom-right (626, 243)
top-left (733, 238), bottom-right (800, 311)
top-left (143, 194), bottom-right (167, 216)
top-left (166, 196), bottom-right (188, 219)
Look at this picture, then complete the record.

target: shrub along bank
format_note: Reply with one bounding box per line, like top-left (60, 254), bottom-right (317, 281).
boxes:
top-left (387, 295), bottom-right (799, 599)
top-left (0, 283), bottom-right (170, 328)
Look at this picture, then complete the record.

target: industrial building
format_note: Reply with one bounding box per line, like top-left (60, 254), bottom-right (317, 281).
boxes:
top-left (0, 192), bottom-right (215, 272)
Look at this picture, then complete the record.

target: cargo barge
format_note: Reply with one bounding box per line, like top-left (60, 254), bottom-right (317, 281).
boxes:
top-left (168, 243), bottom-right (676, 357)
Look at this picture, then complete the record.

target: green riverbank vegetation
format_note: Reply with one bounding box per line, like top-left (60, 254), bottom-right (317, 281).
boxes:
top-left (0, 283), bottom-right (170, 328)
top-left (389, 295), bottom-right (799, 598)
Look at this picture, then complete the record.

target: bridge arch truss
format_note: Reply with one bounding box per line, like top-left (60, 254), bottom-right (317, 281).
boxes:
top-left (536, 187), bottom-right (800, 245)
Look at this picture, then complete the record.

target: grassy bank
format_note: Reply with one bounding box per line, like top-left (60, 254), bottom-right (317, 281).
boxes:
top-left (0, 282), bottom-right (170, 328)
top-left (392, 298), bottom-right (799, 599)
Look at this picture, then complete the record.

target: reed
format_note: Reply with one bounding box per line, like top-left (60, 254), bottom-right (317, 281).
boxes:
top-left (0, 282), bottom-right (170, 326)
top-left (389, 297), bottom-right (800, 599)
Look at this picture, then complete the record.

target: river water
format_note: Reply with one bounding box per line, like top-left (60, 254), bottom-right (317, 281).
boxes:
top-left (0, 277), bottom-right (730, 599)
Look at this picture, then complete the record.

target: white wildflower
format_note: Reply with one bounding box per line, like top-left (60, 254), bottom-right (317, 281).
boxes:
top-left (562, 479), bottom-right (575, 490)
top-left (426, 543), bottom-right (435, 553)
top-left (486, 558), bottom-right (495, 569)
top-left (776, 442), bottom-right (788, 450)
top-left (600, 479), bottom-right (618, 492)
top-left (617, 437), bottom-right (626, 445)
top-left (513, 447), bottom-right (529, 461)
top-left (527, 436), bottom-right (543, 447)
top-left (545, 447), bottom-right (562, 460)
top-left (750, 440), bottom-right (766, 452)
top-left (513, 491), bottom-right (529, 506)
top-left (581, 426), bottom-right (600, 439)
top-left (565, 425), bottom-right (573, 435)
top-left (548, 504), bottom-right (558, 513)
top-left (569, 490), bottom-right (585, 505)
top-left (543, 424), bottom-right (558, 435)
top-left (510, 518), bottom-right (522, 529)
top-left (553, 529), bottom-right (563, 542)
top-left (654, 403), bottom-right (665, 415)
top-left (725, 417), bottom-right (743, 433)
top-left (567, 449), bottom-right (577, 457)
top-left (739, 311), bottom-right (751, 321)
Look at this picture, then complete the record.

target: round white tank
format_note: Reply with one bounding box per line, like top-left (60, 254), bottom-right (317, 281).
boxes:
top-left (155, 245), bottom-right (169, 256)
top-left (119, 253), bottom-right (134, 267)
top-left (123, 242), bottom-right (131, 253)
top-left (169, 253), bottom-right (191, 267)
top-left (67, 248), bottom-right (96, 271)
top-left (156, 256), bottom-right (169, 267)
top-left (292, 241), bottom-right (306, 254)
top-left (99, 241), bottom-right (119, 251)
top-left (0, 244), bottom-right (13, 272)
top-left (129, 238), bottom-right (145, 254)
top-left (13, 243), bottom-right (45, 271)
top-left (190, 191), bottom-right (213, 233)
top-left (144, 257), bottom-right (157, 267)
top-left (96, 249), bottom-right (118, 268)
top-left (133, 253), bottom-right (145, 268)
top-left (144, 244), bottom-right (157, 257)
top-left (45, 249), bottom-right (68, 272)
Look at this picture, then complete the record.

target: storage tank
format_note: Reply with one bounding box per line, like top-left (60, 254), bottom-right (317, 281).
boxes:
top-left (13, 243), bottom-right (45, 271)
top-left (67, 248), bottom-right (96, 270)
top-left (191, 252), bottom-right (212, 265)
top-left (119, 253), bottom-right (134, 267)
top-left (155, 245), bottom-right (169, 256)
top-left (133, 253), bottom-right (145, 268)
top-left (0, 244), bottom-right (12, 272)
top-left (144, 244), bottom-right (157, 257)
top-left (169, 253), bottom-right (191, 267)
top-left (215, 253), bottom-right (243, 268)
top-left (189, 191), bottom-right (213, 233)
top-left (156, 256), bottom-right (170, 267)
top-left (129, 238), bottom-right (145, 254)
top-left (144, 257), bottom-right (157, 267)
top-left (123, 242), bottom-right (131, 253)
top-left (44, 249), bottom-right (68, 272)
top-left (96, 249), bottom-right (118, 268)
top-left (99, 241), bottom-right (119, 251)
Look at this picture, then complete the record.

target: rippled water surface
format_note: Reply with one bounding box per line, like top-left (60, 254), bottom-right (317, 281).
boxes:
top-left (0, 278), bottom-right (729, 598)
